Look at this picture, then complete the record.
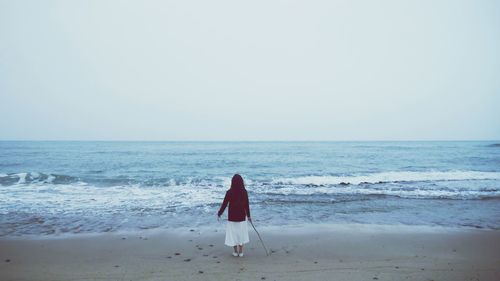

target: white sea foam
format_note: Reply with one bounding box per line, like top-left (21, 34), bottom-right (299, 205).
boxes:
top-left (0, 183), bottom-right (227, 215)
top-left (46, 174), bottom-right (56, 183)
top-left (16, 172), bottom-right (28, 184)
top-left (271, 171), bottom-right (500, 186)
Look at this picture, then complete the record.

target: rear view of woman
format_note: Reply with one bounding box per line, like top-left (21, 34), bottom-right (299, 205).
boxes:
top-left (217, 174), bottom-right (251, 257)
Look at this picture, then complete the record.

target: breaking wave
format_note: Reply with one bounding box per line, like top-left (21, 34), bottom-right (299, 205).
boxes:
top-left (271, 171), bottom-right (500, 186)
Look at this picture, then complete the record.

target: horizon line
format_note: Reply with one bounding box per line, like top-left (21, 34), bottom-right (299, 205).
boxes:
top-left (0, 139), bottom-right (499, 142)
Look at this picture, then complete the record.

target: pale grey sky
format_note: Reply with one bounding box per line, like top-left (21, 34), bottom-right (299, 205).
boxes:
top-left (1, 0), bottom-right (499, 141)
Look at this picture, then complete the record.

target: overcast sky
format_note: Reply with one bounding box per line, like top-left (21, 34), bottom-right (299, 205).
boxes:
top-left (1, 0), bottom-right (499, 141)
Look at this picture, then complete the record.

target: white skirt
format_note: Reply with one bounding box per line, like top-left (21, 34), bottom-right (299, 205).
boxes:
top-left (225, 220), bottom-right (250, 247)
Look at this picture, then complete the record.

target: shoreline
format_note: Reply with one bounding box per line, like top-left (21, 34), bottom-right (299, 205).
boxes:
top-left (1, 223), bottom-right (499, 281)
top-left (0, 222), bottom-right (491, 241)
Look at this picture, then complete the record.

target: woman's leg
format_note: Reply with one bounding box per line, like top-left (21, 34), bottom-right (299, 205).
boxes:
top-left (233, 246), bottom-right (238, 253)
top-left (238, 245), bottom-right (243, 254)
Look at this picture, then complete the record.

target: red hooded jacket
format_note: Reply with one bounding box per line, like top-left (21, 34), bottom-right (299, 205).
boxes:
top-left (217, 188), bottom-right (250, 222)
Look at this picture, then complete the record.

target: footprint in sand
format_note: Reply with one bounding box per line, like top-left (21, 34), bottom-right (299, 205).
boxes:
top-left (184, 259), bottom-right (191, 262)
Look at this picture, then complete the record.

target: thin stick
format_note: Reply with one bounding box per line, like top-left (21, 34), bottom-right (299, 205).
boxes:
top-left (249, 220), bottom-right (269, 256)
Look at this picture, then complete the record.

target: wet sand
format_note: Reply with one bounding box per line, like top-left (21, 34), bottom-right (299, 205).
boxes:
top-left (1, 224), bottom-right (499, 281)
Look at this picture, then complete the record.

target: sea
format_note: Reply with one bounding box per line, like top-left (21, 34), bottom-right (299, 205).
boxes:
top-left (1, 141), bottom-right (499, 237)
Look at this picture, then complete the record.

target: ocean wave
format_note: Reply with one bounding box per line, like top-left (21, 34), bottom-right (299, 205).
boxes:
top-left (271, 171), bottom-right (500, 186)
top-left (253, 184), bottom-right (500, 200)
top-left (0, 172), bottom-right (251, 188)
top-left (0, 172), bottom-right (81, 186)
top-left (1, 179), bottom-right (500, 237)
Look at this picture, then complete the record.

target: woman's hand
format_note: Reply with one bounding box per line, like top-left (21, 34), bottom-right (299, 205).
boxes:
top-left (247, 217), bottom-right (252, 222)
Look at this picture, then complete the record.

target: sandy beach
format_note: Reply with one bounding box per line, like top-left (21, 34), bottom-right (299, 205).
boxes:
top-left (1, 224), bottom-right (499, 281)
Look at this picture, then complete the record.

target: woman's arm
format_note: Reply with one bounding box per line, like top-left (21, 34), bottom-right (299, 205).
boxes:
top-left (217, 191), bottom-right (229, 217)
top-left (245, 190), bottom-right (251, 221)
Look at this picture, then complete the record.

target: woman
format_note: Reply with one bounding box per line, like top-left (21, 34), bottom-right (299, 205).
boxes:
top-left (217, 174), bottom-right (251, 257)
